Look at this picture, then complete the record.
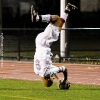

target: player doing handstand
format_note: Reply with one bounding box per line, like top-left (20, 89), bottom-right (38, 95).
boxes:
top-left (31, 3), bottom-right (78, 88)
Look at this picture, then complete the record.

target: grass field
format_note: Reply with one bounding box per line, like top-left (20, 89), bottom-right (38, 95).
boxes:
top-left (0, 79), bottom-right (100, 100)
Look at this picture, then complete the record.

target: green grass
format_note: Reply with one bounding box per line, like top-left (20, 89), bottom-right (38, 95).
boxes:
top-left (0, 79), bottom-right (100, 100)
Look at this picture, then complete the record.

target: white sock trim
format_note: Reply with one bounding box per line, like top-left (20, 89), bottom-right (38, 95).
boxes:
top-left (59, 66), bottom-right (66, 72)
top-left (60, 12), bottom-right (68, 22)
top-left (41, 15), bottom-right (51, 22)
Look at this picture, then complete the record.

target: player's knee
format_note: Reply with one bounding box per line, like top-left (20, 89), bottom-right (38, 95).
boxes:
top-left (51, 15), bottom-right (59, 22)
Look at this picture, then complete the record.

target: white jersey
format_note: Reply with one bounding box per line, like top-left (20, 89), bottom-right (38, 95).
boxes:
top-left (34, 24), bottom-right (60, 77)
top-left (34, 24), bottom-right (60, 59)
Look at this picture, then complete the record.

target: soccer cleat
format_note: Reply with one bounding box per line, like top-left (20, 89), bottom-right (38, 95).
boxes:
top-left (58, 79), bottom-right (70, 90)
top-left (65, 3), bottom-right (78, 12)
top-left (31, 5), bottom-right (38, 22)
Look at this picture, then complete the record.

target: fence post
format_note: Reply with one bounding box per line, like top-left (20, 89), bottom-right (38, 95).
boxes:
top-left (18, 30), bottom-right (20, 61)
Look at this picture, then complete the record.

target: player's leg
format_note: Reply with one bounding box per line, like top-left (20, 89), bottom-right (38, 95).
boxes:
top-left (31, 5), bottom-right (51, 22)
top-left (31, 3), bottom-right (78, 24)
top-left (30, 4), bottom-right (67, 23)
top-left (52, 3), bottom-right (78, 31)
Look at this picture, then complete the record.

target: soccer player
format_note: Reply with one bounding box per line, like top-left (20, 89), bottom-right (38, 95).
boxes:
top-left (31, 3), bottom-right (78, 88)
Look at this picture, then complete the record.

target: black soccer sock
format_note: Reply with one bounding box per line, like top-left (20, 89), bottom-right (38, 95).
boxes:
top-left (63, 68), bottom-right (68, 81)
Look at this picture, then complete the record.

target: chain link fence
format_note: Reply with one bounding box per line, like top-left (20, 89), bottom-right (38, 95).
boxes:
top-left (0, 28), bottom-right (100, 64)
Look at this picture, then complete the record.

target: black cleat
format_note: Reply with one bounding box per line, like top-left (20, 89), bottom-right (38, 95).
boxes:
top-left (31, 5), bottom-right (38, 22)
top-left (65, 3), bottom-right (78, 13)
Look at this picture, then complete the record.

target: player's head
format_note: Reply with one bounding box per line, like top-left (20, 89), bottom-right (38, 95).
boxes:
top-left (42, 77), bottom-right (53, 87)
